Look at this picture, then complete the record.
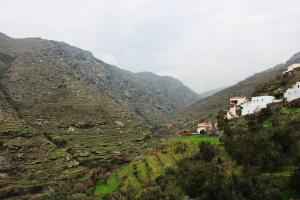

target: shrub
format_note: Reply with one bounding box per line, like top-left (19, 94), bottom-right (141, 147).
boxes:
top-left (289, 166), bottom-right (300, 195)
top-left (289, 98), bottom-right (300, 108)
top-left (174, 142), bottom-right (188, 154)
top-left (224, 130), bottom-right (284, 171)
top-left (230, 170), bottom-right (281, 200)
top-left (273, 88), bottom-right (284, 99)
top-left (198, 142), bottom-right (217, 162)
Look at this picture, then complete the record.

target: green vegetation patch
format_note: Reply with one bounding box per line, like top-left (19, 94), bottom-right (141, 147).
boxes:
top-left (93, 135), bottom-right (223, 198)
top-left (136, 161), bottom-right (149, 181)
top-left (280, 107), bottom-right (300, 114)
top-left (146, 155), bottom-right (163, 179)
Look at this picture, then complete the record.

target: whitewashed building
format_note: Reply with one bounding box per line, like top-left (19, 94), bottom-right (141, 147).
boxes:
top-left (226, 96), bottom-right (247, 119)
top-left (241, 96), bottom-right (275, 116)
top-left (284, 82), bottom-right (300, 102)
top-left (283, 63), bottom-right (300, 75)
top-left (197, 121), bottom-right (213, 134)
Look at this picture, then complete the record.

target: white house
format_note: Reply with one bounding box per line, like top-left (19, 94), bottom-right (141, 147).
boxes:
top-left (283, 63), bottom-right (300, 75)
top-left (284, 82), bottom-right (300, 102)
top-left (226, 96), bottom-right (247, 119)
top-left (197, 121), bottom-right (213, 134)
top-left (241, 96), bottom-right (275, 116)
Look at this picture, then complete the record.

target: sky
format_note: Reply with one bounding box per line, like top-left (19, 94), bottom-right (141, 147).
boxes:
top-left (1, 0), bottom-right (300, 93)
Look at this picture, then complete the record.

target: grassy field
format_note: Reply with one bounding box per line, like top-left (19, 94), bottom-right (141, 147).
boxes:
top-left (91, 134), bottom-right (295, 199)
top-left (92, 135), bottom-right (221, 199)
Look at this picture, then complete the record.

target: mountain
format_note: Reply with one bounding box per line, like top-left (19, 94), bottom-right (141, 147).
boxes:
top-left (198, 86), bottom-right (229, 99)
top-left (161, 62), bottom-right (288, 133)
top-left (0, 33), bottom-right (198, 130)
top-left (0, 33), bottom-right (199, 198)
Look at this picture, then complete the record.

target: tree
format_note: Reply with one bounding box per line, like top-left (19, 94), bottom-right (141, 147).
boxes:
top-left (198, 142), bottom-right (217, 162)
top-left (174, 142), bottom-right (188, 154)
top-left (290, 166), bottom-right (300, 195)
top-left (230, 170), bottom-right (281, 200)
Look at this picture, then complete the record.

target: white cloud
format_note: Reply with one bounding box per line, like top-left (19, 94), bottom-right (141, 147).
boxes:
top-left (1, 0), bottom-right (300, 92)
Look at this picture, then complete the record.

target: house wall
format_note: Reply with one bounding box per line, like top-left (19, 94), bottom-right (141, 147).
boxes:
top-left (241, 102), bottom-right (257, 116)
top-left (230, 97), bottom-right (247, 106)
top-left (227, 106), bottom-right (238, 119)
top-left (284, 82), bottom-right (300, 102)
top-left (241, 96), bottom-right (275, 116)
top-left (197, 127), bottom-right (206, 134)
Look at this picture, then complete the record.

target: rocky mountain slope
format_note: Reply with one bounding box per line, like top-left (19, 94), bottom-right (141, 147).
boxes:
top-left (0, 33), bottom-right (198, 130)
top-left (0, 32), bottom-right (198, 199)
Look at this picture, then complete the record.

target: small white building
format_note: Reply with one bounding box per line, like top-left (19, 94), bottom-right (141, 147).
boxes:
top-left (241, 96), bottom-right (275, 116)
top-left (197, 121), bottom-right (213, 134)
top-left (283, 63), bottom-right (300, 75)
top-left (284, 82), bottom-right (300, 102)
top-left (226, 96), bottom-right (247, 119)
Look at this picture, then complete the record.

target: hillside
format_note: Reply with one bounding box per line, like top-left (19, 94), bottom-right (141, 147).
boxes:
top-left (198, 86), bottom-right (228, 99)
top-left (0, 33), bottom-right (198, 199)
top-left (0, 33), bottom-right (198, 130)
top-left (93, 56), bottom-right (300, 200)
top-left (161, 63), bottom-right (287, 133)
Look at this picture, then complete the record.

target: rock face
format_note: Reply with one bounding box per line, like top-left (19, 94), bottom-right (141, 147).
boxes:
top-left (0, 33), bottom-right (198, 130)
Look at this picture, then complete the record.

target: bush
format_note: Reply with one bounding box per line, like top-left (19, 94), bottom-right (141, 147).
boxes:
top-left (289, 166), bottom-right (300, 195)
top-left (289, 98), bottom-right (300, 108)
top-left (224, 130), bottom-right (284, 171)
top-left (230, 170), bottom-right (281, 200)
top-left (273, 88), bottom-right (284, 99)
top-left (174, 142), bottom-right (188, 154)
top-left (198, 142), bottom-right (217, 162)
top-left (177, 160), bottom-right (230, 199)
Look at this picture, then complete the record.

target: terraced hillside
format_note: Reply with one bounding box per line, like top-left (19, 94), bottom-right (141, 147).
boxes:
top-left (0, 32), bottom-right (199, 199)
top-left (92, 135), bottom-right (221, 199)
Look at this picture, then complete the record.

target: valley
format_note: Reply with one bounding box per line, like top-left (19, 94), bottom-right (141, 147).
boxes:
top-left (0, 32), bottom-right (299, 200)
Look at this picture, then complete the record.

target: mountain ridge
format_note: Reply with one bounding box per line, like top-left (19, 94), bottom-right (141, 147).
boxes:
top-left (0, 32), bottom-right (199, 129)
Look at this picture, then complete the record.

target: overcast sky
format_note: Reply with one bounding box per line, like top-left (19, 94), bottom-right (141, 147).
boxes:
top-left (1, 0), bottom-right (300, 93)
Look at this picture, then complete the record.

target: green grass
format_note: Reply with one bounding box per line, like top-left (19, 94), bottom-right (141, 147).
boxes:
top-left (270, 166), bottom-right (296, 177)
top-left (94, 166), bottom-right (130, 197)
top-left (159, 154), bottom-right (176, 167)
top-left (49, 148), bottom-right (68, 159)
top-left (146, 155), bottom-right (163, 179)
top-left (136, 161), bottom-right (148, 181)
top-left (263, 118), bottom-right (272, 128)
top-left (168, 135), bottom-right (220, 151)
top-left (94, 175), bottom-right (119, 195)
top-left (93, 134), bottom-right (223, 198)
top-left (280, 107), bottom-right (300, 114)
top-left (126, 173), bottom-right (140, 188)
top-left (269, 166), bottom-right (297, 200)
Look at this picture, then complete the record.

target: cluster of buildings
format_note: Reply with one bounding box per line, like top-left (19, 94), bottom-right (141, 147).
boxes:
top-left (225, 82), bottom-right (300, 120)
top-left (226, 63), bottom-right (300, 120)
top-left (226, 96), bottom-right (276, 119)
top-left (193, 63), bottom-right (300, 135)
